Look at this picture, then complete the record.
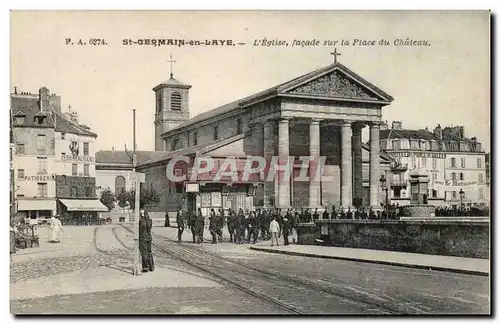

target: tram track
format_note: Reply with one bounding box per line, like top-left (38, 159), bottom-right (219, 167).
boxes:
top-left (117, 224), bottom-right (404, 315)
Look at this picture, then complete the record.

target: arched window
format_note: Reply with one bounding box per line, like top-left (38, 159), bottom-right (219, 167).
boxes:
top-left (171, 92), bottom-right (182, 110)
top-left (115, 176), bottom-right (126, 194)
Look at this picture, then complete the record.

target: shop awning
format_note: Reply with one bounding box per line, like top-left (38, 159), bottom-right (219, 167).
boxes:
top-left (59, 199), bottom-right (108, 212)
top-left (17, 199), bottom-right (56, 211)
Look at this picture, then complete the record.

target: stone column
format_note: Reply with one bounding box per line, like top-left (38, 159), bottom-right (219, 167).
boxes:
top-left (263, 121), bottom-right (275, 207)
top-left (351, 123), bottom-right (364, 208)
top-left (369, 123), bottom-right (381, 208)
top-left (251, 122), bottom-right (264, 156)
top-left (309, 119), bottom-right (321, 209)
top-left (277, 118), bottom-right (291, 209)
top-left (341, 121), bottom-right (352, 210)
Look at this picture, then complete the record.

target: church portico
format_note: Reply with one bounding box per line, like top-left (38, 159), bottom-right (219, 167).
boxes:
top-left (142, 51), bottom-right (394, 214)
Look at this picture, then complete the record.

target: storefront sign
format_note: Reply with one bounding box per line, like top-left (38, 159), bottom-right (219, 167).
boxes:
top-left (211, 192), bottom-right (222, 207)
top-left (434, 180), bottom-right (478, 191)
top-left (185, 183), bottom-right (200, 193)
top-left (201, 193), bottom-right (211, 207)
top-left (61, 155), bottom-right (95, 163)
top-left (388, 152), bottom-right (447, 159)
top-left (21, 175), bottom-right (56, 181)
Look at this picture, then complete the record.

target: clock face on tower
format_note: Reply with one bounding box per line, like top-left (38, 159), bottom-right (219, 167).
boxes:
top-left (156, 91), bottom-right (162, 113)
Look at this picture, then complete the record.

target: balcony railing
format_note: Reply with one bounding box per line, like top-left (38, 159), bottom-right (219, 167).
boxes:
top-left (391, 180), bottom-right (408, 187)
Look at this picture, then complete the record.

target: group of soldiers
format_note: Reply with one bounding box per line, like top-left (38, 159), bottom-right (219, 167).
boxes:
top-left (175, 207), bottom-right (303, 245)
top-left (174, 205), bottom-right (402, 245)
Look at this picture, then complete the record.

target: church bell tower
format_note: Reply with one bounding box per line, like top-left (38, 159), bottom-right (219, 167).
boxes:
top-left (153, 55), bottom-right (191, 151)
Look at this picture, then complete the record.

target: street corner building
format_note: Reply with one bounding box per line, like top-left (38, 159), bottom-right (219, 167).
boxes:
top-left (10, 87), bottom-right (108, 225)
top-left (379, 121), bottom-right (489, 208)
top-left (127, 60), bottom-right (398, 216)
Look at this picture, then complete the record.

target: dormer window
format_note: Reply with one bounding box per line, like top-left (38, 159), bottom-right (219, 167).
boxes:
top-left (171, 92), bottom-right (182, 110)
top-left (14, 116), bottom-right (25, 125)
top-left (35, 116), bottom-right (46, 125)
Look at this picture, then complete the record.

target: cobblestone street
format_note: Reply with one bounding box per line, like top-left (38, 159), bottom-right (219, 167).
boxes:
top-left (10, 224), bottom-right (490, 315)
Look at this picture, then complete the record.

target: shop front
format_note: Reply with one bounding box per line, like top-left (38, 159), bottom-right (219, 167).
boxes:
top-left (181, 157), bottom-right (263, 216)
top-left (16, 199), bottom-right (56, 225)
top-left (58, 198), bottom-right (108, 225)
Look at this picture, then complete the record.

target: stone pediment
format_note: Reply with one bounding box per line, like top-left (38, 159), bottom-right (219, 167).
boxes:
top-left (285, 70), bottom-right (380, 101)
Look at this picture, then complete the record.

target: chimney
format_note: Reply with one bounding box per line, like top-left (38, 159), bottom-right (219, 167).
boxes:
top-left (392, 121), bottom-right (402, 130)
top-left (433, 124), bottom-right (443, 140)
top-left (14, 87), bottom-right (17, 94)
top-left (380, 120), bottom-right (389, 130)
top-left (39, 86), bottom-right (50, 112)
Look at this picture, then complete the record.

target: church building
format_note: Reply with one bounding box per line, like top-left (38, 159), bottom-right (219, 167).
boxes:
top-left (137, 54), bottom-right (394, 215)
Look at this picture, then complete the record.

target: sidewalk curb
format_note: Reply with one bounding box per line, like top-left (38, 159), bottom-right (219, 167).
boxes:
top-left (249, 246), bottom-right (489, 277)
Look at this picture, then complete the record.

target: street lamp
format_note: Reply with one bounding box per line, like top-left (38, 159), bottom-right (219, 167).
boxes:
top-left (459, 189), bottom-right (465, 211)
top-left (380, 175), bottom-right (389, 211)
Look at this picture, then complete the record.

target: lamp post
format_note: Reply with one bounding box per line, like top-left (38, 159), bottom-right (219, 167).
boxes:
top-left (459, 189), bottom-right (465, 211)
top-left (380, 175), bottom-right (389, 212)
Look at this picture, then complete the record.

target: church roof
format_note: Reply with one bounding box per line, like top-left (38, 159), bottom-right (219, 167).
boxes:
top-left (96, 150), bottom-right (166, 166)
top-left (166, 62), bottom-right (394, 135)
top-left (153, 74), bottom-right (192, 91)
top-left (138, 133), bottom-right (248, 168)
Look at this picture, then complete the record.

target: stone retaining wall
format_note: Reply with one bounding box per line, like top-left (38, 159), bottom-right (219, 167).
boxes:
top-left (297, 219), bottom-right (489, 259)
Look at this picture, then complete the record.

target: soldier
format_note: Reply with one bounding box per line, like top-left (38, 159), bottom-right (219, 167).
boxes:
top-left (249, 211), bottom-right (260, 244)
top-left (346, 207), bottom-right (353, 220)
top-left (291, 211), bottom-right (300, 244)
top-left (322, 208), bottom-right (329, 220)
top-left (139, 210), bottom-right (154, 272)
top-left (209, 209), bottom-right (218, 244)
top-left (282, 215), bottom-right (291, 246)
top-left (313, 208), bottom-right (320, 221)
top-left (164, 212), bottom-right (170, 227)
top-left (176, 209), bottom-right (184, 242)
top-left (188, 209), bottom-right (197, 243)
top-left (216, 209), bottom-right (224, 241)
top-left (260, 209), bottom-right (269, 240)
top-left (227, 209), bottom-right (236, 243)
top-left (195, 208), bottom-right (205, 243)
top-left (236, 209), bottom-right (245, 244)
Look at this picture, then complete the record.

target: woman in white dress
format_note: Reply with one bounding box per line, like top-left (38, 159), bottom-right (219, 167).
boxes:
top-left (49, 215), bottom-right (63, 243)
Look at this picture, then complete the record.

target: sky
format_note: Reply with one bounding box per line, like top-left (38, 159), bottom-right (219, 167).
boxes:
top-left (10, 10), bottom-right (490, 152)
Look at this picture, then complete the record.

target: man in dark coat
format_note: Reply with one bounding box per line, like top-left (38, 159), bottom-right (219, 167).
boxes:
top-left (139, 210), bottom-right (154, 272)
top-left (209, 209), bottom-right (218, 244)
top-left (216, 209), bottom-right (224, 241)
top-left (249, 211), bottom-right (260, 244)
top-left (176, 209), bottom-right (185, 242)
top-left (195, 208), bottom-right (205, 243)
top-left (227, 209), bottom-right (236, 243)
top-left (188, 210), bottom-right (196, 243)
top-left (164, 212), bottom-right (170, 227)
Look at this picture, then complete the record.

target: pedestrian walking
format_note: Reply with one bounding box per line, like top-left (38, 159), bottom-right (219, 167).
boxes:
top-left (176, 209), bottom-right (185, 242)
top-left (269, 217), bottom-right (280, 247)
top-left (209, 209), bottom-right (218, 244)
top-left (164, 212), bottom-right (170, 227)
top-left (187, 210), bottom-right (196, 243)
top-left (139, 210), bottom-right (154, 272)
top-left (195, 208), bottom-right (205, 243)
top-left (49, 214), bottom-right (63, 243)
top-left (227, 209), bottom-right (236, 243)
